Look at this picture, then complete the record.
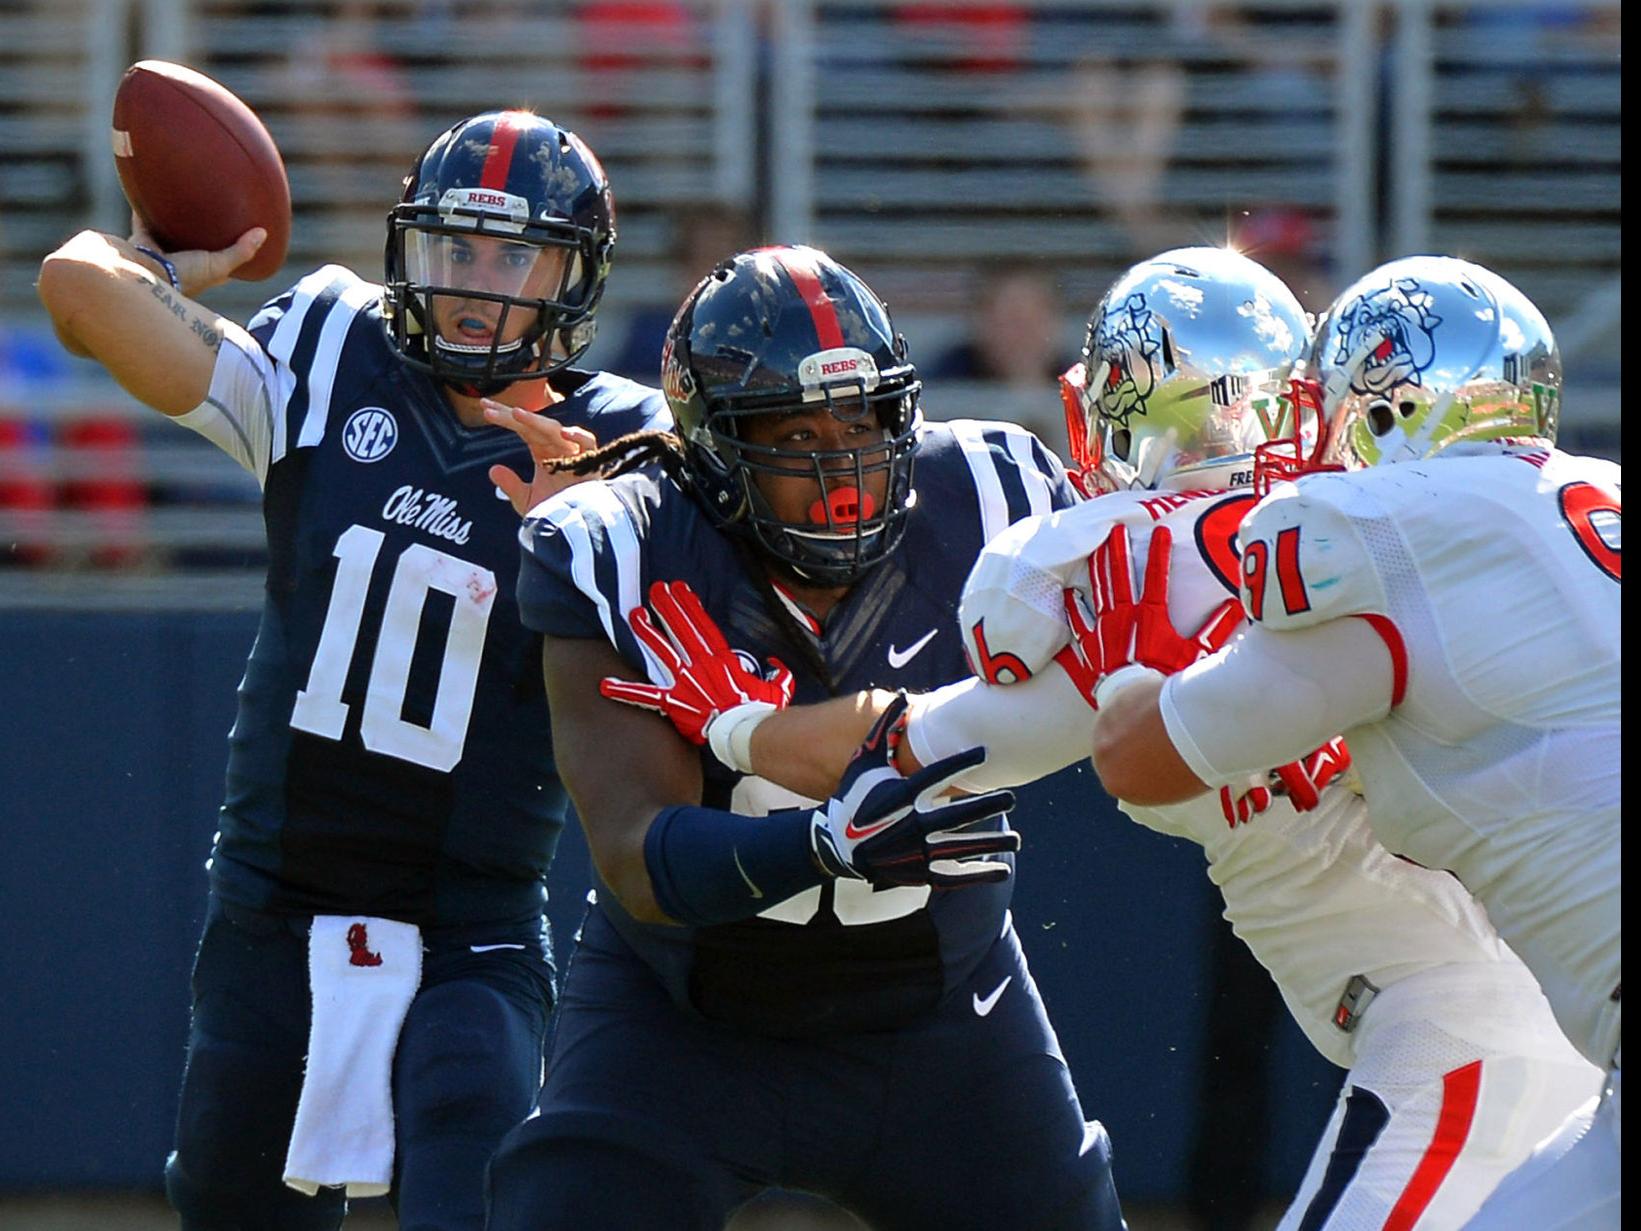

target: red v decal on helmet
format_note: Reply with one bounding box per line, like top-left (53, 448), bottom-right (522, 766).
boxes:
top-left (480, 111), bottom-right (529, 190)
top-left (769, 248), bottom-right (845, 350)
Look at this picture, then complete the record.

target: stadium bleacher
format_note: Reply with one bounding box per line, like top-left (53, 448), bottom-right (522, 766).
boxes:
top-left (0, 0), bottom-right (1621, 597)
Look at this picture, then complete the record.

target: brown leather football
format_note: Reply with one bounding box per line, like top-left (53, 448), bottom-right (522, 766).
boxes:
top-left (112, 60), bottom-right (292, 282)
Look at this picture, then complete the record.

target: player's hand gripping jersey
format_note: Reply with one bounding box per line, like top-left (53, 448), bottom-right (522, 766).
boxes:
top-left (1163, 447), bottom-right (1621, 1069)
top-left (176, 264), bottom-right (666, 926)
top-left (517, 418), bottom-right (1076, 1035)
top-left (958, 486), bottom-right (1574, 1068)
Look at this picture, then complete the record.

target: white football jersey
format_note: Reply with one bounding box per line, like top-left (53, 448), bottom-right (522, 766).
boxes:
top-left (1230, 447), bottom-right (1621, 1068)
top-left (960, 488), bottom-right (1541, 1069)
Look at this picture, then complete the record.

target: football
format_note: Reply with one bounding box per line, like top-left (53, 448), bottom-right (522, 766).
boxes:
top-left (111, 59), bottom-right (291, 282)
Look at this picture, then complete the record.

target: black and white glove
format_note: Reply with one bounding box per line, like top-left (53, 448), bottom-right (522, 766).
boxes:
top-left (809, 695), bottom-right (1020, 889)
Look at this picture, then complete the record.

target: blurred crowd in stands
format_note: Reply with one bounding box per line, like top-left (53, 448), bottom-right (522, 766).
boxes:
top-left (0, 0), bottom-right (1619, 586)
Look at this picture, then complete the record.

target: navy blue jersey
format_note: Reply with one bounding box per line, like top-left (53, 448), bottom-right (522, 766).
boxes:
top-left (516, 418), bottom-right (1078, 1033)
top-left (204, 265), bottom-right (666, 927)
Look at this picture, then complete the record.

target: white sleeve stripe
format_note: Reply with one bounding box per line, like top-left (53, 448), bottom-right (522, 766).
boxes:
top-left (298, 279), bottom-right (379, 449)
top-left (542, 501), bottom-right (615, 643)
top-left (1001, 427), bottom-right (1056, 517)
top-left (268, 366), bottom-right (297, 466)
top-left (540, 491), bottom-right (668, 684)
top-left (262, 268), bottom-right (337, 452)
top-left (564, 484), bottom-right (669, 683)
top-left (265, 267), bottom-right (337, 365)
top-left (948, 420), bottom-right (1011, 544)
top-left (597, 498), bottom-right (659, 681)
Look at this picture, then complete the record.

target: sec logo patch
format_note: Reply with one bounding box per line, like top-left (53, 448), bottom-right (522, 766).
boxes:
top-left (343, 407), bottom-right (398, 463)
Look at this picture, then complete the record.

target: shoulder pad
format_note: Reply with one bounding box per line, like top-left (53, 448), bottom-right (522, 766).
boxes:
top-left (959, 493), bottom-right (1152, 682)
top-left (926, 418), bottom-right (1079, 545)
top-left (246, 264), bottom-right (378, 349)
top-left (240, 265), bottom-right (382, 456)
top-left (566, 371), bottom-right (672, 438)
top-left (1237, 476), bottom-right (1389, 630)
top-left (1543, 448), bottom-right (1621, 492)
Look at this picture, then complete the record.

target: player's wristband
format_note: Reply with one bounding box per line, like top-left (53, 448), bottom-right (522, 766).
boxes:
top-left (1092, 664), bottom-right (1165, 710)
top-left (643, 804), bottom-right (823, 927)
top-left (133, 245), bottom-right (181, 291)
top-left (704, 701), bottom-right (779, 776)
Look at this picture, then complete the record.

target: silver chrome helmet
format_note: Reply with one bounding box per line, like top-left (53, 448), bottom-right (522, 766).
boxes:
top-left (1061, 246), bottom-right (1310, 494)
top-left (1285, 256), bottom-right (1560, 475)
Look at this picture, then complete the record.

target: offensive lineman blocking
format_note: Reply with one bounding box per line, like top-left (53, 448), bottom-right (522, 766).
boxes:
top-left (491, 247), bottom-right (1125, 1230)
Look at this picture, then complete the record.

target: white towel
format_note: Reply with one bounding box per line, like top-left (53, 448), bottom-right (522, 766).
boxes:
top-left (283, 915), bottom-right (422, 1197)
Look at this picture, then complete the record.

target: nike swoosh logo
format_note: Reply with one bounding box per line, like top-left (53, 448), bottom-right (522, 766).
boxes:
top-left (733, 848), bottom-right (763, 899)
top-left (973, 975), bottom-right (1012, 1017)
top-left (844, 815), bottom-right (901, 842)
top-left (470, 943), bottom-right (527, 953)
top-left (887, 628), bottom-right (938, 670)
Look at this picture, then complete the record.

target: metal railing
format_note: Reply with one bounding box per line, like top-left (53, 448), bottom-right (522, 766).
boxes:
top-left (0, 0), bottom-right (1621, 604)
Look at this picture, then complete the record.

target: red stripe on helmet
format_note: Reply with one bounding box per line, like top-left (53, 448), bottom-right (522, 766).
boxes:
top-left (479, 112), bottom-right (529, 191)
top-left (769, 247), bottom-right (845, 351)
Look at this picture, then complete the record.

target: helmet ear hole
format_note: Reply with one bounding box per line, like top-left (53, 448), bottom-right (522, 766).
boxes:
top-left (1367, 401), bottom-right (1397, 437)
top-left (1110, 428), bottom-right (1132, 461)
top-left (1398, 399), bottom-right (1418, 419)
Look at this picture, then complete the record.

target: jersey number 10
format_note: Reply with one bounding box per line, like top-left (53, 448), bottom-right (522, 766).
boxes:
top-left (290, 525), bottom-right (497, 771)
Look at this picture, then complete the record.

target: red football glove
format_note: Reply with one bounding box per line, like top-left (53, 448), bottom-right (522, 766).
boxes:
top-left (1219, 736), bottom-right (1353, 826)
top-left (1060, 525), bottom-right (1244, 709)
top-left (599, 580), bottom-right (794, 744)
top-left (1271, 736), bottom-right (1353, 812)
top-left (1219, 782), bottom-right (1275, 827)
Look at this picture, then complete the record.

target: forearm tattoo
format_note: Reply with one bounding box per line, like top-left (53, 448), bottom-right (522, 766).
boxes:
top-left (147, 280), bottom-right (223, 352)
top-left (190, 314), bottom-right (223, 351)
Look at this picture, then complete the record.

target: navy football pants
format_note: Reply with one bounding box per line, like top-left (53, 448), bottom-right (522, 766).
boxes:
top-left (164, 896), bottom-right (553, 1231)
top-left (487, 907), bottom-right (1126, 1231)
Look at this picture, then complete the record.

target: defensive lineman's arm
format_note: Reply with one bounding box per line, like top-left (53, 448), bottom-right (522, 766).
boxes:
top-left (741, 665), bottom-right (1099, 799)
top-left (740, 689), bottom-right (896, 800)
top-left (36, 221), bottom-right (267, 415)
top-left (1094, 617), bottom-right (1395, 805)
top-left (549, 632), bottom-right (1018, 926)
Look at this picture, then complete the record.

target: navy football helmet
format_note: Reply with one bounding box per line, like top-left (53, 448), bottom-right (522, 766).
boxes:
top-left (662, 246), bottom-right (922, 586)
top-left (384, 111), bottom-right (615, 394)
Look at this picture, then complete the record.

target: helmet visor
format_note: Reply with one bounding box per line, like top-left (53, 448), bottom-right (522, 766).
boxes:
top-left (405, 230), bottom-right (578, 304)
top-left (399, 222), bottom-right (589, 368)
top-left (1085, 363), bottom-right (1285, 490)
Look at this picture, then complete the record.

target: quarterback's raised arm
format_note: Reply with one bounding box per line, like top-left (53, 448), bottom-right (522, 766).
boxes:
top-left (36, 223), bottom-right (266, 415)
